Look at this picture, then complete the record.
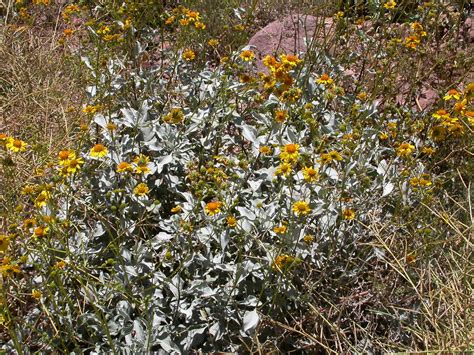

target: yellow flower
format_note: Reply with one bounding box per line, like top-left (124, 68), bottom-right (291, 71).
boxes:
top-left (303, 234), bottom-right (315, 244)
top-left (342, 208), bottom-right (355, 220)
top-left (194, 21), bottom-right (206, 30)
top-left (259, 145), bottom-right (272, 155)
top-left (205, 201), bottom-right (222, 216)
top-left (273, 224), bottom-right (287, 234)
top-left (432, 109), bottom-right (450, 120)
top-left (58, 150), bottom-right (76, 165)
top-left (226, 215), bottom-right (237, 228)
top-left (272, 254), bottom-right (294, 271)
top-left (133, 183), bottom-right (149, 197)
top-left (279, 54), bottom-right (302, 67)
top-left (208, 39), bottom-right (219, 47)
top-left (328, 150), bottom-right (343, 161)
top-left (453, 99), bottom-right (467, 113)
top-left (63, 28), bottom-right (74, 37)
top-left (292, 201), bottom-right (311, 216)
top-left (465, 111), bottom-right (474, 125)
top-left (443, 89), bottom-right (461, 101)
top-left (274, 110), bottom-right (287, 123)
top-left (383, 0), bottom-right (396, 9)
top-left (116, 161), bottom-right (133, 173)
top-left (171, 205), bottom-right (182, 213)
top-left (280, 143), bottom-right (300, 162)
top-left (33, 226), bottom-right (49, 238)
top-left (379, 132), bottom-right (389, 140)
top-left (106, 122), bottom-right (118, 131)
top-left (6, 137), bottom-right (27, 152)
top-left (133, 154), bottom-right (151, 175)
top-left (0, 235), bottom-right (10, 253)
top-left (421, 146), bottom-right (435, 155)
top-left (65, 157), bottom-right (84, 175)
top-left (23, 218), bottom-right (36, 230)
top-left (89, 144), bottom-right (108, 158)
top-left (179, 18), bottom-right (190, 26)
top-left (182, 49), bottom-right (195, 61)
top-left (302, 166), bottom-right (319, 182)
top-left (262, 55), bottom-right (277, 68)
top-left (275, 162), bottom-right (293, 177)
top-left (82, 105), bottom-right (101, 114)
top-left (34, 190), bottom-right (50, 209)
top-left (410, 174), bottom-right (432, 187)
top-left (165, 15), bottom-right (175, 25)
top-left (31, 289), bottom-right (42, 300)
top-left (239, 50), bottom-right (255, 62)
top-left (430, 125), bottom-right (446, 141)
top-left (54, 260), bottom-right (67, 269)
top-left (404, 35), bottom-right (420, 49)
top-left (396, 143), bottom-right (415, 158)
top-left (316, 73), bottom-right (333, 85)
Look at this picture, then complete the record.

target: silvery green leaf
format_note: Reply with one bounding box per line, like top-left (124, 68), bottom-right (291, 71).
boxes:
top-left (382, 182), bottom-right (395, 197)
top-left (220, 231), bottom-right (230, 251)
top-left (242, 309), bottom-right (259, 333)
top-left (157, 155), bottom-right (173, 173)
top-left (94, 114), bottom-right (107, 129)
top-left (236, 206), bottom-right (256, 220)
top-left (239, 124), bottom-right (258, 145)
top-left (133, 320), bottom-right (146, 344)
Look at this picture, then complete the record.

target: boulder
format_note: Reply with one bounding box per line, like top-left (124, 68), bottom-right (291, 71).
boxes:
top-left (248, 14), bottom-right (336, 71)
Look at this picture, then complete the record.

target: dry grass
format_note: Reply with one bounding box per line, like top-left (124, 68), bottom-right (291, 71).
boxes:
top-left (0, 25), bottom-right (84, 225)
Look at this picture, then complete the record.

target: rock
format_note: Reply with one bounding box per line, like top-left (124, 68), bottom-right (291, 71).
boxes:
top-left (248, 14), bottom-right (336, 71)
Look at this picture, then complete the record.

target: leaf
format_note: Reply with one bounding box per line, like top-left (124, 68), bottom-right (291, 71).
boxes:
top-left (242, 309), bottom-right (259, 333)
top-left (382, 182), bottom-right (394, 197)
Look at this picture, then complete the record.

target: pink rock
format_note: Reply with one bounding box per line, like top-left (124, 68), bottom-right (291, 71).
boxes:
top-left (248, 14), bottom-right (336, 71)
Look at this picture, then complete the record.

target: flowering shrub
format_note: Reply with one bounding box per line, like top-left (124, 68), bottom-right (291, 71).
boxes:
top-left (1, 1), bottom-right (472, 353)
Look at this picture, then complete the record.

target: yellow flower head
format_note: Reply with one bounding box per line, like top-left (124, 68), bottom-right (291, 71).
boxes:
top-left (226, 215), bottom-right (237, 228)
top-left (273, 224), bottom-right (287, 234)
top-left (65, 157), bottom-right (84, 174)
top-left (404, 35), bottom-right (420, 49)
top-left (171, 205), bottom-right (182, 213)
top-left (133, 183), bottom-right (149, 197)
top-left (384, 0), bottom-right (396, 9)
top-left (133, 154), bottom-right (151, 175)
top-left (432, 109), bottom-right (450, 120)
top-left (342, 208), bottom-right (356, 220)
top-left (205, 201), bottom-right (222, 216)
top-left (443, 89), bottom-right (461, 101)
top-left (0, 235), bottom-right (10, 253)
top-left (31, 289), bottom-right (42, 300)
top-left (302, 166), bottom-right (319, 182)
top-left (208, 39), bottom-right (219, 47)
top-left (116, 161), bottom-right (133, 173)
top-left (34, 190), bottom-right (50, 209)
top-left (292, 201), bottom-right (311, 216)
top-left (58, 150), bottom-right (76, 165)
top-left (396, 143), bottom-right (415, 158)
top-left (33, 225), bottom-right (49, 238)
top-left (316, 73), bottom-right (333, 85)
top-left (89, 144), bottom-right (108, 158)
top-left (6, 137), bottom-right (27, 152)
top-left (275, 162), bottom-right (293, 177)
top-left (259, 145), bottom-right (272, 155)
top-left (303, 234), bottom-right (315, 244)
top-left (182, 49), bottom-right (196, 61)
top-left (272, 254), bottom-right (295, 271)
top-left (280, 143), bottom-right (300, 162)
top-left (239, 50), bottom-right (255, 62)
top-left (274, 110), bottom-right (288, 123)
top-left (262, 55), bottom-right (278, 68)
top-left (194, 21), bottom-right (206, 30)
